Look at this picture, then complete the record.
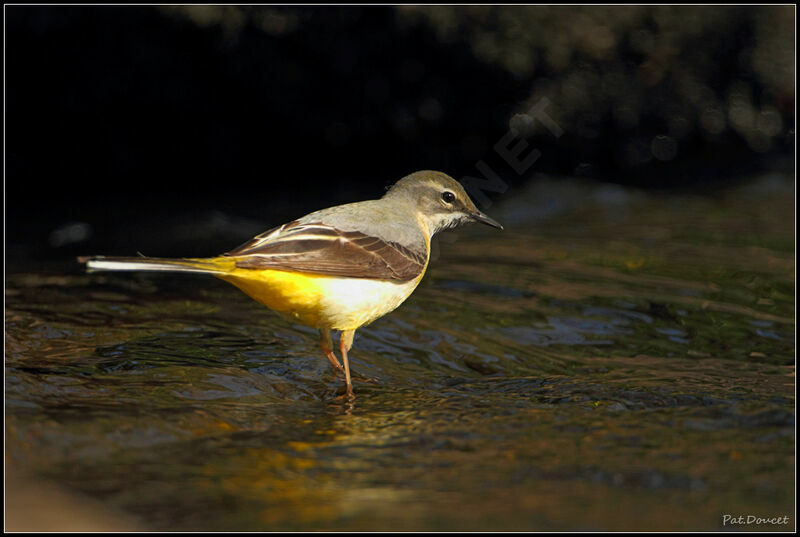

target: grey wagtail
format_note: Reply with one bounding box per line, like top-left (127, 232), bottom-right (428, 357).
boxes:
top-left (80, 170), bottom-right (503, 397)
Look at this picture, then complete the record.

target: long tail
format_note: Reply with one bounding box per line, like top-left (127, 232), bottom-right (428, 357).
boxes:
top-left (78, 255), bottom-right (234, 275)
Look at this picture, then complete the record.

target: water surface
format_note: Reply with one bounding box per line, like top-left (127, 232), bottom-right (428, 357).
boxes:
top-left (5, 174), bottom-right (795, 531)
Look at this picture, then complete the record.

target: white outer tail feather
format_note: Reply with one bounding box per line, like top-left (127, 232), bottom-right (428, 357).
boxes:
top-left (82, 257), bottom-right (224, 275)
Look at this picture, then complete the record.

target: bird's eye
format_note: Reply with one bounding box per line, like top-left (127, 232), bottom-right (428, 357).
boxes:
top-left (441, 191), bottom-right (455, 203)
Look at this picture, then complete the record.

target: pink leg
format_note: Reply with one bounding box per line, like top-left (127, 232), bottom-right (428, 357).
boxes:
top-left (323, 349), bottom-right (345, 375)
top-left (319, 330), bottom-right (344, 375)
top-left (340, 330), bottom-right (355, 398)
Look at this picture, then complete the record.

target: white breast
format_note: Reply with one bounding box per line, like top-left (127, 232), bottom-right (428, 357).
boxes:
top-left (315, 276), bottom-right (423, 330)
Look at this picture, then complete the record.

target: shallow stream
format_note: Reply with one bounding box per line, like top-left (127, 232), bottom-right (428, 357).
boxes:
top-left (5, 174), bottom-right (795, 531)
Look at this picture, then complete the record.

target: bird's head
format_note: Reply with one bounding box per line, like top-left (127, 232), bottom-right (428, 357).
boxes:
top-left (384, 170), bottom-right (503, 237)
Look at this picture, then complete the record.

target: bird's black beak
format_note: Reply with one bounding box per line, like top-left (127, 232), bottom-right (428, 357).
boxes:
top-left (471, 210), bottom-right (504, 230)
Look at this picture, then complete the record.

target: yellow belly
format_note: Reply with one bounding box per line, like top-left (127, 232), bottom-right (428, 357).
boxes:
top-left (217, 268), bottom-right (424, 331)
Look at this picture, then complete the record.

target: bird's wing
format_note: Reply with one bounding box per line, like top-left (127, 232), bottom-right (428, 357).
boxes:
top-left (223, 221), bottom-right (428, 281)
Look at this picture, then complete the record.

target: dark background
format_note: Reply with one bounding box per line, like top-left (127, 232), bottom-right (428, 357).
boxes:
top-left (5, 6), bottom-right (795, 270)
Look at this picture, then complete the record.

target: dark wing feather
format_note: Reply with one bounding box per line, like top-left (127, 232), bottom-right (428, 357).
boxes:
top-left (224, 222), bottom-right (427, 281)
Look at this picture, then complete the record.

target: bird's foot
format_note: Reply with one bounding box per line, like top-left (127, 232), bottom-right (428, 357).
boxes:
top-left (331, 384), bottom-right (356, 402)
top-left (350, 372), bottom-right (380, 384)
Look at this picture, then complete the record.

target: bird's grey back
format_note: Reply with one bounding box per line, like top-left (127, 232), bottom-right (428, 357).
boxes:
top-left (297, 197), bottom-right (428, 255)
